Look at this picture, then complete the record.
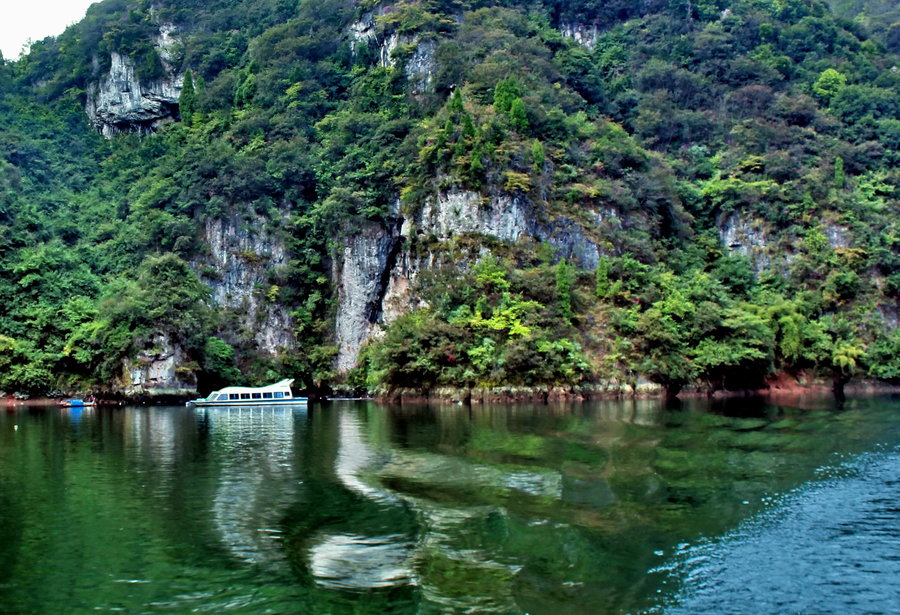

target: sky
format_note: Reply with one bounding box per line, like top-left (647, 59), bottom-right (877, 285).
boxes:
top-left (1, 0), bottom-right (97, 60)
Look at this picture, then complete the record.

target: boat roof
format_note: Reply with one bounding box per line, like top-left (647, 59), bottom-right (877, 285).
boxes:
top-left (211, 378), bottom-right (295, 395)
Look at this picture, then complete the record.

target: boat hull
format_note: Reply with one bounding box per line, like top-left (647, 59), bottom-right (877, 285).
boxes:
top-left (188, 398), bottom-right (308, 408)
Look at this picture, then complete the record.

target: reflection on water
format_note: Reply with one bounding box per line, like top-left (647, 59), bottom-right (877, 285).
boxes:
top-left (308, 410), bottom-right (416, 590)
top-left (207, 406), bottom-right (300, 568)
top-left (309, 532), bottom-right (416, 590)
top-left (0, 395), bottom-right (897, 614)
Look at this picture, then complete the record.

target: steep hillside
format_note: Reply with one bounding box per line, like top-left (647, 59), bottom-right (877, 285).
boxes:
top-left (826, 0), bottom-right (900, 50)
top-left (0, 0), bottom-right (897, 398)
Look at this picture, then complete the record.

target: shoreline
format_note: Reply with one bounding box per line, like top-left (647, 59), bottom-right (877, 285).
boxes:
top-left (5, 381), bottom-right (898, 408)
top-left (371, 381), bottom-right (900, 405)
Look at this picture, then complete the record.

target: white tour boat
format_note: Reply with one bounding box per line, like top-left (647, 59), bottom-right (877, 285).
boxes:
top-left (187, 378), bottom-right (308, 407)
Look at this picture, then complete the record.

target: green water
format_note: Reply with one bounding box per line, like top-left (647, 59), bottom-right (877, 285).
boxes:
top-left (0, 395), bottom-right (898, 614)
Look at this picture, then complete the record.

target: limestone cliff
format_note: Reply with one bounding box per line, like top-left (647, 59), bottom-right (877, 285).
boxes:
top-left (332, 189), bottom-right (607, 372)
top-left (198, 214), bottom-right (295, 356)
top-left (85, 23), bottom-right (183, 137)
top-left (122, 333), bottom-right (196, 398)
top-left (333, 220), bottom-right (402, 373)
top-left (559, 22), bottom-right (602, 48)
top-left (120, 212), bottom-right (294, 396)
top-left (718, 212), bottom-right (775, 273)
top-left (349, 6), bottom-right (437, 93)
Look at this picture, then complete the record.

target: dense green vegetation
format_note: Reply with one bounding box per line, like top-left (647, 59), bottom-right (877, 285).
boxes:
top-left (0, 0), bottom-right (897, 396)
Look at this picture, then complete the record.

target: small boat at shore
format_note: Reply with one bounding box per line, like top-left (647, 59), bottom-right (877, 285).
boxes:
top-left (187, 378), bottom-right (308, 407)
top-left (59, 398), bottom-right (95, 407)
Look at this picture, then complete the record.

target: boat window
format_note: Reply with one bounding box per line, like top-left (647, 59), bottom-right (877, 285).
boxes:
top-left (274, 392), bottom-right (284, 399)
top-left (251, 393), bottom-right (261, 399)
top-left (240, 393), bottom-right (250, 399)
top-left (230, 394), bottom-right (240, 400)
top-left (263, 392), bottom-right (273, 399)
top-left (209, 394), bottom-right (221, 401)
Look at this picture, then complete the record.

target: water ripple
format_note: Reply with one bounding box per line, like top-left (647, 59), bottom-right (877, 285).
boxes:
top-left (655, 448), bottom-right (900, 615)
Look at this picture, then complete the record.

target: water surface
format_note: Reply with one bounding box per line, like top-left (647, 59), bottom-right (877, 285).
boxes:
top-left (0, 395), bottom-right (897, 614)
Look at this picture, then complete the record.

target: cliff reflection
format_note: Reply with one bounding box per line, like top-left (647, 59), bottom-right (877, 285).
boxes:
top-left (285, 399), bottom-right (670, 614)
top-left (306, 410), bottom-right (416, 590)
top-left (112, 397), bottom-right (885, 614)
top-left (204, 406), bottom-right (302, 568)
top-left (4, 397), bottom-right (895, 615)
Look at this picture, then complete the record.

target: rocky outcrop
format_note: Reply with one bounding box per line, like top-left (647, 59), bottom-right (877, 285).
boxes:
top-left (404, 38), bottom-right (437, 94)
top-left (85, 23), bottom-right (183, 137)
top-left (538, 216), bottom-right (601, 270)
top-left (560, 22), bottom-right (601, 48)
top-left (199, 214), bottom-right (294, 355)
top-left (410, 189), bottom-right (601, 269)
top-left (123, 334), bottom-right (197, 397)
top-left (824, 222), bottom-right (851, 249)
top-left (415, 189), bottom-right (531, 241)
top-left (348, 8), bottom-right (382, 53)
top-left (333, 220), bottom-right (402, 372)
top-left (333, 189), bottom-right (607, 372)
top-left (380, 248), bottom-right (433, 326)
top-left (349, 7), bottom-right (437, 93)
top-left (718, 212), bottom-right (773, 273)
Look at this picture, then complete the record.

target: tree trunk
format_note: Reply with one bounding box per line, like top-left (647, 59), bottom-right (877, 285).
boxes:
top-left (665, 382), bottom-right (683, 400)
top-left (832, 371), bottom-right (849, 402)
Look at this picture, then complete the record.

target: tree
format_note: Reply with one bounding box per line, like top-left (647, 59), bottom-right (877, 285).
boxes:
top-left (555, 259), bottom-right (574, 322)
top-left (88, 254), bottom-right (212, 382)
top-left (449, 86), bottom-right (464, 112)
top-left (867, 328), bottom-right (900, 383)
top-left (531, 139), bottom-right (545, 173)
top-left (812, 68), bottom-right (846, 102)
top-left (595, 257), bottom-right (611, 298)
top-left (509, 97), bottom-right (529, 132)
top-left (493, 77), bottom-right (520, 114)
top-left (831, 339), bottom-right (865, 400)
top-left (692, 306), bottom-right (774, 391)
top-left (833, 156), bottom-right (844, 189)
top-left (179, 69), bottom-right (197, 124)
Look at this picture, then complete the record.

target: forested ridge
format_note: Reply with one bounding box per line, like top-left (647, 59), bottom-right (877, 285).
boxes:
top-left (0, 0), bottom-right (897, 398)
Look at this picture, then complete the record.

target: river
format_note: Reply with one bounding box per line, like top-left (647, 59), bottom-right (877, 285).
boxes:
top-left (0, 395), bottom-right (897, 614)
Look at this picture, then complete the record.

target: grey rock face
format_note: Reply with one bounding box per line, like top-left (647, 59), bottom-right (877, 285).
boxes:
top-left (348, 10), bottom-right (379, 51)
top-left (559, 22), bottom-right (601, 48)
top-left (85, 23), bottom-right (183, 137)
top-left (199, 214), bottom-right (294, 355)
top-left (537, 216), bottom-right (601, 270)
top-left (404, 38), bottom-right (437, 94)
top-left (349, 8), bottom-right (437, 93)
top-left (413, 189), bottom-right (600, 268)
top-left (333, 189), bottom-right (609, 371)
top-left (416, 189), bottom-right (531, 242)
top-left (719, 212), bottom-right (772, 273)
top-left (333, 221), bottom-right (401, 372)
top-left (123, 334), bottom-right (196, 397)
top-left (381, 248), bottom-right (433, 327)
top-left (824, 223), bottom-right (851, 249)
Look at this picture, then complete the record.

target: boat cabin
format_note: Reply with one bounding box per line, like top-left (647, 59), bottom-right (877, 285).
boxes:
top-left (189, 378), bottom-right (306, 406)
